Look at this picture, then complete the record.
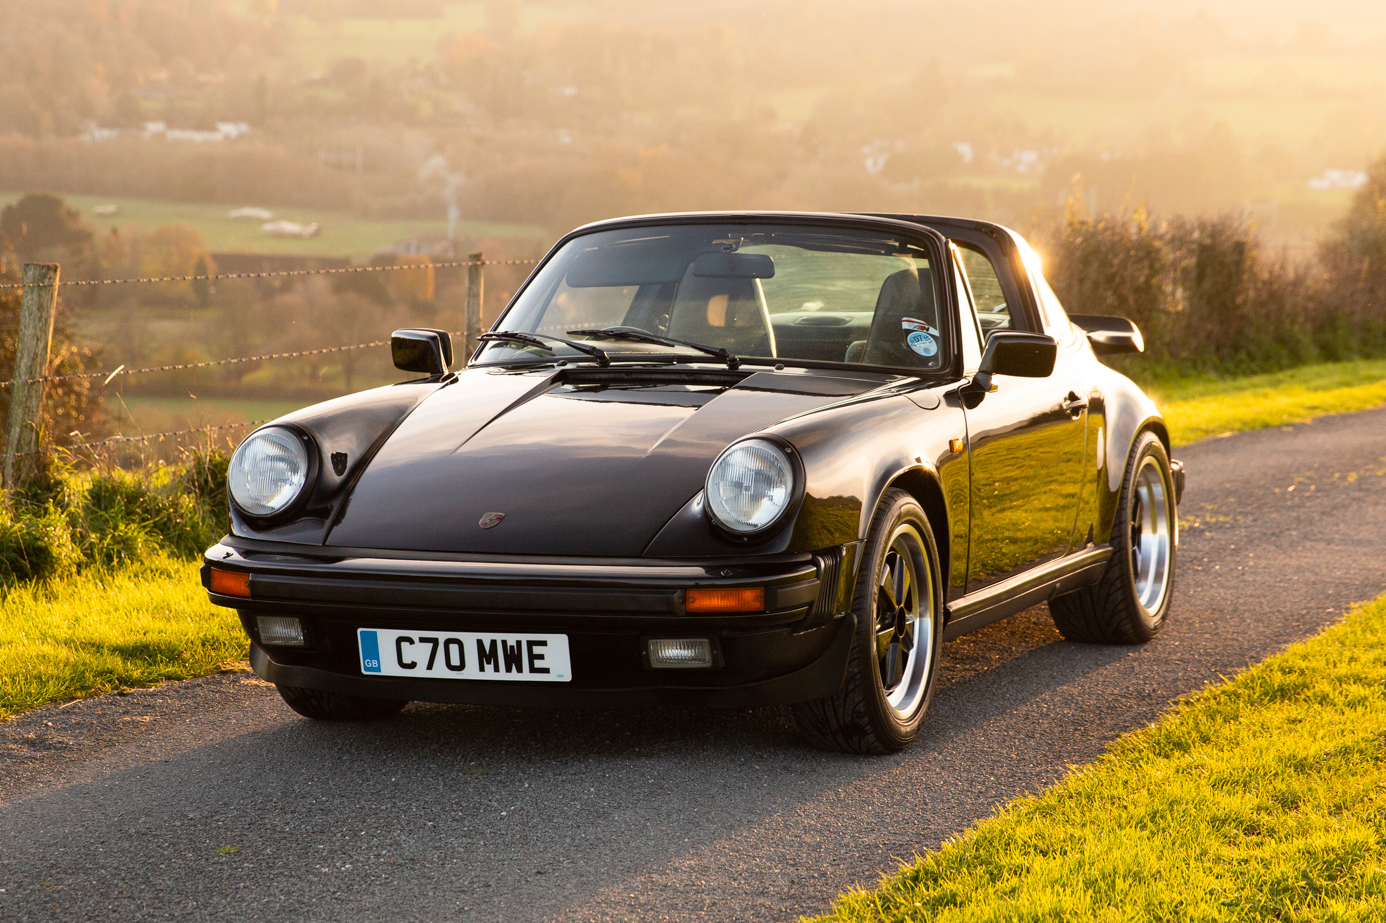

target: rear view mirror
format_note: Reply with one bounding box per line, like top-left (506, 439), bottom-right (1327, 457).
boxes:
top-left (972, 331), bottom-right (1057, 393)
top-left (692, 252), bottom-right (775, 279)
top-left (391, 328), bottom-right (453, 378)
top-left (1069, 314), bottom-right (1144, 356)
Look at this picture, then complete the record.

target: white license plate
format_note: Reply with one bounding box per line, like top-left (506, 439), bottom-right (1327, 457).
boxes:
top-left (358, 628), bottom-right (571, 682)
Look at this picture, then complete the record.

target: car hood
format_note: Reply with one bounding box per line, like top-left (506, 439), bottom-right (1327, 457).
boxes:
top-left (327, 365), bottom-right (898, 556)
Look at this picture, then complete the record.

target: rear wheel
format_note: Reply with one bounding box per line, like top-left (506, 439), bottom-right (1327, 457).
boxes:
top-left (275, 684), bottom-right (409, 721)
top-left (1050, 431), bottom-right (1176, 643)
top-left (793, 489), bottom-right (944, 754)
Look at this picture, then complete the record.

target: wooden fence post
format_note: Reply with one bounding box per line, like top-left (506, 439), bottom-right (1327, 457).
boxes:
top-left (3, 263), bottom-right (59, 489)
top-left (464, 252), bottom-right (484, 360)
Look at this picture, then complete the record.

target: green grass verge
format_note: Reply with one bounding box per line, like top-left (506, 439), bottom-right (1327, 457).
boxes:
top-left (0, 555), bottom-right (244, 719)
top-left (1150, 358), bottom-right (1386, 446)
top-left (0, 191), bottom-right (547, 260)
top-left (812, 592), bottom-right (1386, 923)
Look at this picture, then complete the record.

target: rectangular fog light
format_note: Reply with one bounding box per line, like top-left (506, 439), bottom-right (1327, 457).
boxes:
top-left (647, 638), bottom-right (714, 669)
top-left (257, 616), bottom-right (306, 647)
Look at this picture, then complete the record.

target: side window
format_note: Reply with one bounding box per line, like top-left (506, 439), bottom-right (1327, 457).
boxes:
top-left (951, 246), bottom-right (984, 374)
top-left (957, 245), bottom-right (1013, 339)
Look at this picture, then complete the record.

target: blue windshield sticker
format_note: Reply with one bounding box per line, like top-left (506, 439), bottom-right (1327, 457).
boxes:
top-left (359, 630), bottom-right (382, 673)
top-left (907, 331), bottom-right (939, 357)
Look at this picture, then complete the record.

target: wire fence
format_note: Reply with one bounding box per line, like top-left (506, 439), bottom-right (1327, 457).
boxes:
top-left (19, 419), bottom-right (270, 458)
top-left (1, 255), bottom-right (540, 470)
top-left (0, 256), bottom-right (538, 290)
top-left (0, 339), bottom-right (394, 389)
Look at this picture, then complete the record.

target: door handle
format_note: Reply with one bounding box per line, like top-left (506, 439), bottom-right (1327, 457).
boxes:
top-left (1063, 391), bottom-right (1088, 416)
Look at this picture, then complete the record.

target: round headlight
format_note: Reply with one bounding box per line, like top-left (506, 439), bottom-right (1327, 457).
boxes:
top-left (228, 427), bottom-right (312, 517)
top-left (705, 439), bottom-right (796, 534)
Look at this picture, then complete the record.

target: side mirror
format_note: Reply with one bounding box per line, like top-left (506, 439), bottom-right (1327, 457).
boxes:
top-left (391, 328), bottom-right (453, 378)
top-left (972, 331), bottom-right (1057, 394)
top-left (1068, 314), bottom-right (1144, 356)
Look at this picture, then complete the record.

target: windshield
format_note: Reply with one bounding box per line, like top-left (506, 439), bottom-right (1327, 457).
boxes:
top-left (477, 223), bottom-right (947, 371)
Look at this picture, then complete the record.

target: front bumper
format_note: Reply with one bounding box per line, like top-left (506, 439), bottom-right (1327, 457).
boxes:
top-left (204, 539), bottom-right (856, 708)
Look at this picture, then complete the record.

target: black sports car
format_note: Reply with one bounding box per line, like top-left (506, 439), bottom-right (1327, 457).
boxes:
top-left (203, 212), bottom-right (1183, 754)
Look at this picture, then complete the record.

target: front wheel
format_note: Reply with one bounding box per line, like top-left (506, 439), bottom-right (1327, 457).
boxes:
top-left (793, 489), bottom-right (944, 754)
top-left (1050, 431), bottom-right (1177, 643)
top-left (275, 684), bottom-right (409, 721)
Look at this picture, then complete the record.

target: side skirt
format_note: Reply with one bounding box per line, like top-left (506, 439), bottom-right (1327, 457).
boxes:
top-left (942, 546), bottom-right (1112, 641)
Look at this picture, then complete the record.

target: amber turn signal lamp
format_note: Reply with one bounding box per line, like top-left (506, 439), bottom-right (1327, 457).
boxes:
top-left (686, 586), bottom-right (764, 613)
top-left (209, 567), bottom-right (251, 598)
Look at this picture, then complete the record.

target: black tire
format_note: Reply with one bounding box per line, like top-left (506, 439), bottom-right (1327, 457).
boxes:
top-left (275, 684), bottom-right (409, 721)
top-left (1050, 431), bottom-right (1177, 644)
top-left (792, 489), bottom-right (945, 754)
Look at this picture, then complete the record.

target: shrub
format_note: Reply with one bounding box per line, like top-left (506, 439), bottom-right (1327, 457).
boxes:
top-left (1318, 154), bottom-right (1386, 359)
top-left (0, 505), bottom-right (83, 582)
top-left (0, 448), bottom-right (229, 588)
top-left (1042, 201), bottom-right (1378, 380)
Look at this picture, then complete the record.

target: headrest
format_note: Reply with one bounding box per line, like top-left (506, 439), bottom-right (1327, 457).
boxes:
top-left (864, 267), bottom-right (941, 367)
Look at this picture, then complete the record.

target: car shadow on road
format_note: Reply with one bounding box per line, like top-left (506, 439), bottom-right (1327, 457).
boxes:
top-left (280, 606), bottom-right (1127, 764)
top-left (0, 603), bottom-right (1143, 923)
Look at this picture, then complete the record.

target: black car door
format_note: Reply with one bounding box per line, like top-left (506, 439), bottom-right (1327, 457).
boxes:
top-left (948, 236), bottom-right (1089, 595)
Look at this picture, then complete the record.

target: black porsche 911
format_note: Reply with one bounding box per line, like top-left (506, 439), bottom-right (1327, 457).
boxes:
top-left (203, 211), bottom-right (1183, 754)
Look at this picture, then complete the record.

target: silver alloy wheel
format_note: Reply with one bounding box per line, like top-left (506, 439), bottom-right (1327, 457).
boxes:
top-left (874, 524), bottom-right (935, 718)
top-left (1130, 456), bottom-right (1173, 613)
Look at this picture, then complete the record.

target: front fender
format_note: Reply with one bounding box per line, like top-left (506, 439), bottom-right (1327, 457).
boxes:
top-left (229, 382), bottom-right (444, 545)
top-left (642, 388), bottom-right (966, 593)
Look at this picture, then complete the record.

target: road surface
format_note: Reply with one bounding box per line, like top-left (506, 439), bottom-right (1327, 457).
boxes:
top-left (3, 405), bottom-right (1385, 922)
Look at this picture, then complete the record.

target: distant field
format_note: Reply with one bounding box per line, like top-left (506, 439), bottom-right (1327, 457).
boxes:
top-left (1191, 53), bottom-right (1386, 92)
top-left (984, 83), bottom-right (1386, 171)
top-left (0, 192), bottom-right (547, 260)
top-left (107, 396), bottom-right (313, 437)
top-left (287, 2), bottom-right (594, 69)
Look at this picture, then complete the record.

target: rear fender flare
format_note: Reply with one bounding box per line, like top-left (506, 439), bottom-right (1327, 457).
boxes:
top-left (1097, 409), bottom-right (1172, 544)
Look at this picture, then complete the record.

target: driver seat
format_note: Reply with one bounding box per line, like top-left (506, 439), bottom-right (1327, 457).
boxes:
top-left (855, 266), bottom-right (940, 368)
top-left (667, 271), bottom-right (776, 357)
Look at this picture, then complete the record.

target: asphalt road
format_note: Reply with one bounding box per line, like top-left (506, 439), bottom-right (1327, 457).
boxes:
top-left (3, 405), bottom-right (1386, 923)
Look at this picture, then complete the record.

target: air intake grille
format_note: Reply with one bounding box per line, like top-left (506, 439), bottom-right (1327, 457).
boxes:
top-left (806, 546), bottom-right (845, 629)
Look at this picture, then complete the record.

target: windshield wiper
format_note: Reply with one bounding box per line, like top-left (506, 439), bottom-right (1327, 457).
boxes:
top-left (478, 331), bottom-right (610, 367)
top-left (567, 326), bottom-right (741, 370)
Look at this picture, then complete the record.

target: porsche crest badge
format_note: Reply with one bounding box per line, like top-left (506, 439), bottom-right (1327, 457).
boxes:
top-left (478, 512), bottom-right (506, 529)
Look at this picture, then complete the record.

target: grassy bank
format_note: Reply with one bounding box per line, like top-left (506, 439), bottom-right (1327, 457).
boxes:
top-left (0, 452), bottom-right (240, 717)
top-left (813, 592), bottom-right (1386, 923)
top-left (0, 556), bottom-right (242, 718)
top-left (1150, 357), bottom-right (1386, 446)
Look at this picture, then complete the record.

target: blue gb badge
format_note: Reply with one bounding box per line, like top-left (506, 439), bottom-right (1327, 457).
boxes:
top-left (359, 630), bottom-right (382, 673)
